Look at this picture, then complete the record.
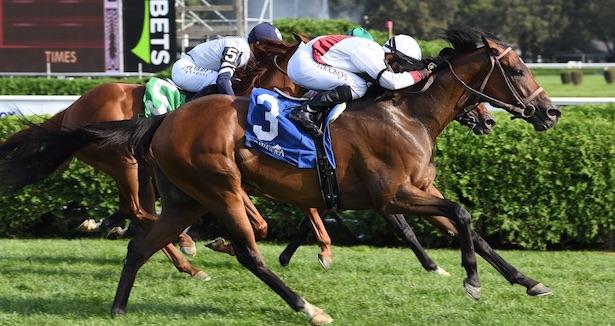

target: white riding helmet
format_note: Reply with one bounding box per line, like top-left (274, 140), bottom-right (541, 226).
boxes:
top-left (383, 34), bottom-right (422, 61)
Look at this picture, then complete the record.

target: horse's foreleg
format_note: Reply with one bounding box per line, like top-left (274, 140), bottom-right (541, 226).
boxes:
top-left (279, 216), bottom-right (311, 267)
top-left (204, 190), bottom-right (265, 257)
top-left (425, 185), bottom-right (550, 296)
top-left (470, 230), bottom-right (550, 295)
top-left (383, 214), bottom-right (449, 275)
top-left (178, 228), bottom-right (197, 257)
top-left (384, 184), bottom-right (480, 300)
top-left (212, 191), bottom-right (332, 325)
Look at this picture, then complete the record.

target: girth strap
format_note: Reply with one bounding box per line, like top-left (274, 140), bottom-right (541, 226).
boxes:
top-left (314, 137), bottom-right (340, 210)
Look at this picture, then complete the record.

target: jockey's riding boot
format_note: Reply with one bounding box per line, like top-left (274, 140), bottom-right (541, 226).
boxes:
top-left (289, 85), bottom-right (353, 138)
top-left (289, 102), bottom-right (323, 137)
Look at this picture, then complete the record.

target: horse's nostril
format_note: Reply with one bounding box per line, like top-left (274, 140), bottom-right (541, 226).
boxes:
top-left (547, 108), bottom-right (561, 118)
top-left (485, 119), bottom-right (496, 127)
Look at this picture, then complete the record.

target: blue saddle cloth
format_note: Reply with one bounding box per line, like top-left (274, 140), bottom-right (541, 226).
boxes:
top-left (244, 88), bottom-right (337, 169)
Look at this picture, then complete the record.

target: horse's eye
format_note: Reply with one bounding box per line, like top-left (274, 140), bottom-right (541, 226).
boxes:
top-left (511, 69), bottom-right (524, 76)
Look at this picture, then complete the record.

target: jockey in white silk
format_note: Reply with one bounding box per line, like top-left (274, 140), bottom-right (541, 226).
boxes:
top-left (171, 22), bottom-right (282, 99)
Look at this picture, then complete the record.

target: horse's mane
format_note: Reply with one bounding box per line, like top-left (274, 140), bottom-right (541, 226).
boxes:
top-left (234, 40), bottom-right (297, 95)
top-left (374, 29), bottom-right (506, 101)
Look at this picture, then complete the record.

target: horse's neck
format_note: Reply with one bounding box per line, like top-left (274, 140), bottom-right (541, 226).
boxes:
top-left (399, 54), bottom-right (488, 141)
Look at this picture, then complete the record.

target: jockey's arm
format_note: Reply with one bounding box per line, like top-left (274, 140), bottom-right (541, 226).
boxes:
top-left (217, 46), bottom-right (243, 96)
top-left (352, 46), bottom-right (430, 90)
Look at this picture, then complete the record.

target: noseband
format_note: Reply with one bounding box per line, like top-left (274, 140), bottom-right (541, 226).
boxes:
top-left (455, 103), bottom-right (480, 128)
top-left (446, 44), bottom-right (544, 118)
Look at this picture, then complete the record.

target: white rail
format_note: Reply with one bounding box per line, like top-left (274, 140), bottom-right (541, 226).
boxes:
top-left (0, 95), bottom-right (79, 117)
top-left (526, 63), bottom-right (615, 69)
top-left (1, 96), bottom-right (614, 118)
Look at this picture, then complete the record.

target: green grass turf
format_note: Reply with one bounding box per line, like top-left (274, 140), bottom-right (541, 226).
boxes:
top-left (534, 73), bottom-right (615, 97)
top-left (0, 240), bottom-right (613, 325)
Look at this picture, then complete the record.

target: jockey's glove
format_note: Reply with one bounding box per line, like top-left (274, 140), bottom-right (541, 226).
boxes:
top-left (427, 56), bottom-right (447, 73)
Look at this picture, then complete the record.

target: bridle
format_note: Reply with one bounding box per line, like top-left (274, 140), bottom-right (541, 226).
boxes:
top-left (454, 103), bottom-right (481, 128)
top-left (446, 35), bottom-right (544, 119)
top-left (272, 55), bottom-right (288, 76)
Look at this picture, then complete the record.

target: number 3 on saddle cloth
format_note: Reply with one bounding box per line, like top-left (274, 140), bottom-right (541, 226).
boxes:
top-left (245, 88), bottom-right (344, 170)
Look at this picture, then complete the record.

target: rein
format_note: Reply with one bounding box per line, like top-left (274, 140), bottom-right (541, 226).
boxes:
top-left (272, 55), bottom-right (288, 76)
top-left (446, 46), bottom-right (544, 118)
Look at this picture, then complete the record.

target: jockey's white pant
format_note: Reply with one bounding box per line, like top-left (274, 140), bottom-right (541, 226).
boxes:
top-left (288, 43), bottom-right (368, 99)
top-left (171, 55), bottom-right (218, 92)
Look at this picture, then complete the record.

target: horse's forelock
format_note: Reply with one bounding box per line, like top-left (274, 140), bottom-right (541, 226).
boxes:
top-left (444, 29), bottom-right (508, 54)
top-left (234, 41), bottom-right (297, 95)
top-left (252, 40), bottom-right (295, 57)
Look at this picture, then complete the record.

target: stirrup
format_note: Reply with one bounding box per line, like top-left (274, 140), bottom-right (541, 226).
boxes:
top-left (289, 106), bottom-right (323, 138)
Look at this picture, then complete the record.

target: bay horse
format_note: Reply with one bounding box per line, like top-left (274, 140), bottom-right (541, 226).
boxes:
top-left (51, 30), bottom-right (559, 323)
top-left (277, 104), bottom-right (497, 273)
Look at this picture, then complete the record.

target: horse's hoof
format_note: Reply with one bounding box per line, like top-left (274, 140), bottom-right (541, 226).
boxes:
top-left (205, 237), bottom-right (225, 251)
top-left (180, 245), bottom-right (197, 257)
top-left (310, 311), bottom-right (333, 325)
top-left (463, 279), bottom-right (481, 300)
top-left (303, 301), bottom-right (333, 325)
top-left (106, 226), bottom-right (126, 239)
top-left (192, 271), bottom-right (211, 281)
top-left (431, 266), bottom-right (451, 277)
top-left (279, 253), bottom-right (291, 267)
top-left (76, 219), bottom-right (100, 232)
top-left (318, 254), bottom-right (332, 271)
top-left (527, 283), bottom-right (552, 297)
top-left (111, 307), bottom-right (126, 317)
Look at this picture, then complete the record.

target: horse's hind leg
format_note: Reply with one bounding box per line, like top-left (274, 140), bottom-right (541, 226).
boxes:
top-left (111, 177), bottom-right (205, 316)
top-left (303, 208), bottom-right (333, 270)
top-left (139, 169), bottom-right (198, 257)
top-left (383, 214), bottom-right (449, 276)
top-left (205, 189), bottom-right (267, 256)
top-left (211, 192), bottom-right (332, 325)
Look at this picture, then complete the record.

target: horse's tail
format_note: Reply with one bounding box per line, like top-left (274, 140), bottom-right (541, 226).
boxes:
top-left (0, 110), bottom-right (65, 159)
top-left (0, 114), bottom-right (165, 194)
top-left (78, 114), bottom-right (167, 164)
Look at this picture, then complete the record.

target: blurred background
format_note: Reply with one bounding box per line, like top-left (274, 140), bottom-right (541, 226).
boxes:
top-left (0, 0), bottom-right (613, 250)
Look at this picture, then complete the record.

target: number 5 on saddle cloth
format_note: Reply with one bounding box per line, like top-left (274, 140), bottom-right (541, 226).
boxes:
top-left (244, 88), bottom-right (344, 209)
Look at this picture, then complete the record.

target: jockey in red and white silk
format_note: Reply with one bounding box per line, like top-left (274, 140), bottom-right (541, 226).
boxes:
top-left (289, 34), bottom-right (428, 99)
top-left (287, 34), bottom-right (431, 137)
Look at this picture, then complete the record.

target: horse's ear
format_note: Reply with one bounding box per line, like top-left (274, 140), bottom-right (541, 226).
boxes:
top-left (293, 32), bottom-right (310, 43)
top-left (480, 34), bottom-right (500, 56)
top-left (480, 33), bottom-right (489, 48)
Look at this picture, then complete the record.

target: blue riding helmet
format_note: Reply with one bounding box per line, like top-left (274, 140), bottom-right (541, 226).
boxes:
top-left (248, 22), bottom-right (282, 44)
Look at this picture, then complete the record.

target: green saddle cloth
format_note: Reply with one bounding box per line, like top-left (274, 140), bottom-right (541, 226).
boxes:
top-left (143, 77), bottom-right (186, 117)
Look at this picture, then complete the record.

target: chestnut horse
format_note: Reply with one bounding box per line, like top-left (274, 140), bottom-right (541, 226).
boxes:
top-left (0, 40), bottom-right (303, 280)
top-left (50, 30), bottom-right (559, 323)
